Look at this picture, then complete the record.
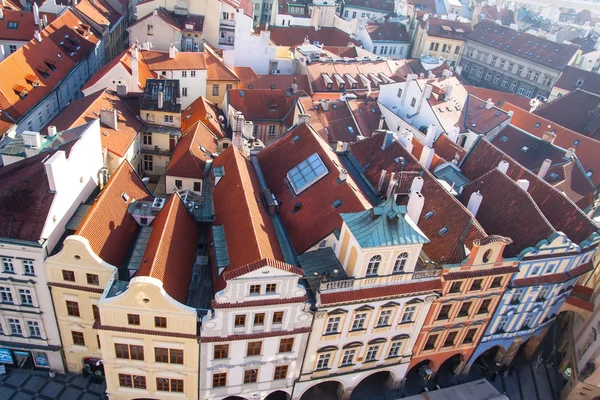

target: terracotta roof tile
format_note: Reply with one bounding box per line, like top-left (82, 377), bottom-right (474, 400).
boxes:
top-left (323, 46), bottom-right (359, 58)
top-left (298, 97), bottom-right (361, 143)
top-left (343, 0), bottom-right (395, 12)
top-left (433, 133), bottom-right (467, 164)
top-left (307, 60), bottom-right (396, 92)
top-left (421, 17), bottom-right (472, 40)
top-left (136, 194), bottom-right (199, 304)
top-left (266, 26), bottom-right (359, 47)
top-left (228, 89), bottom-right (298, 125)
top-left (181, 96), bottom-right (226, 138)
top-left (366, 22), bottom-right (410, 42)
top-left (76, 161), bottom-right (153, 267)
top-left (257, 123), bottom-right (372, 253)
top-left (75, 0), bottom-right (122, 27)
top-left (534, 90), bottom-right (600, 139)
top-left (479, 5), bottom-right (515, 25)
top-left (320, 279), bottom-right (441, 306)
top-left (554, 66), bottom-right (600, 95)
top-left (464, 86), bottom-right (531, 110)
top-left (45, 89), bottom-right (141, 158)
top-left (205, 45), bottom-right (239, 81)
top-left (141, 50), bottom-right (206, 71)
top-left (237, 70), bottom-right (311, 94)
top-left (347, 98), bottom-right (385, 137)
top-left (0, 9), bottom-right (56, 41)
top-left (166, 121), bottom-right (217, 179)
top-left (444, 266), bottom-right (519, 280)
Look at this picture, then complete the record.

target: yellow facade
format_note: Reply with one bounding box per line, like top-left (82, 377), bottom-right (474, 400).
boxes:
top-left (141, 109), bottom-right (182, 129)
top-left (98, 278), bottom-right (199, 400)
top-left (46, 236), bottom-right (116, 373)
top-left (411, 25), bottom-right (466, 66)
top-left (207, 79), bottom-right (238, 104)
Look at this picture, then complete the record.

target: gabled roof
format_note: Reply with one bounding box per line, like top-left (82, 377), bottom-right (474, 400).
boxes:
top-left (421, 17), bottom-right (472, 40)
top-left (343, 0), bottom-right (395, 12)
top-left (75, 0), bottom-right (122, 27)
top-left (478, 5), bottom-right (515, 25)
top-left (534, 89), bottom-right (600, 139)
top-left (181, 96), bottom-right (227, 138)
top-left (347, 98), bottom-right (385, 137)
top-left (236, 67), bottom-right (311, 93)
top-left (464, 86), bottom-right (531, 110)
top-left (228, 89), bottom-right (298, 125)
top-left (298, 97), bottom-right (361, 143)
top-left (211, 146), bottom-right (289, 286)
top-left (136, 194), bottom-right (198, 304)
top-left (45, 89), bottom-right (141, 158)
top-left (204, 45), bottom-right (239, 81)
top-left (323, 46), bottom-right (359, 58)
top-left (166, 121), bottom-right (217, 179)
top-left (467, 20), bottom-right (578, 71)
top-left (366, 23), bottom-right (410, 43)
top-left (141, 50), bottom-right (207, 71)
top-left (554, 66), bottom-right (600, 95)
top-left (501, 102), bottom-right (600, 187)
top-left (0, 9), bottom-right (56, 42)
top-left (76, 161), bottom-right (153, 267)
top-left (266, 26), bottom-right (360, 47)
top-left (432, 133), bottom-right (467, 164)
top-left (129, 7), bottom-right (204, 32)
top-left (307, 60), bottom-right (397, 92)
top-left (258, 123), bottom-right (372, 253)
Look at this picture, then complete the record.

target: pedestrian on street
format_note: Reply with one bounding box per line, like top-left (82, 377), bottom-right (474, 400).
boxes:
top-left (491, 371), bottom-right (498, 382)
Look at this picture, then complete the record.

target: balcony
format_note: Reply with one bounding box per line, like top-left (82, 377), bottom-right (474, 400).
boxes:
top-left (220, 19), bottom-right (235, 28)
top-left (319, 269), bottom-right (441, 292)
top-left (141, 146), bottom-right (172, 157)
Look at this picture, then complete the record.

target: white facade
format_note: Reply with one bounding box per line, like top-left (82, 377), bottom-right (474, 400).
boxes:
top-left (153, 66), bottom-right (207, 109)
top-left (342, 7), bottom-right (388, 21)
top-left (355, 28), bottom-right (409, 59)
top-left (200, 265), bottom-right (312, 400)
top-left (129, 11), bottom-right (183, 52)
top-left (165, 175), bottom-right (203, 194)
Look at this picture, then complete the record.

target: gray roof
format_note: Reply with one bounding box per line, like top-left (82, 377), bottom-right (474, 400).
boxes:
top-left (212, 225), bottom-right (229, 268)
top-left (341, 198), bottom-right (429, 248)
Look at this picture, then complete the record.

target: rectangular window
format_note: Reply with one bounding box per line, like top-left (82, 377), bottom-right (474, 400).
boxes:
top-left (212, 84), bottom-right (219, 96)
top-left (72, 331), bottom-right (85, 346)
top-left (470, 279), bottom-right (483, 291)
top-left (247, 341), bottom-right (262, 356)
top-left (155, 347), bottom-right (168, 363)
top-left (66, 301), bottom-right (80, 317)
top-left (454, 46), bottom-right (460, 54)
top-left (19, 289), bottom-right (32, 306)
top-left (351, 313), bottom-right (366, 330)
top-left (115, 343), bottom-right (130, 359)
top-left (537, 286), bottom-right (550, 302)
top-left (92, 305), bottom-right (100, 320)
top-left (317, 353), bottom-right (331, 370)
top-left (2, 258), bottom-right (14, 273)
top-left (266, 283), bottom-right (277, 293)
top-left (171, 379), bottom-right (184, 392)
top-left (62, 270), bottom-right (75, 282)
top-left (226, 84), bottom-right (233, 91)
top-left (477, 299), bottom-right (492, 314)
top-left (130, 345), bottom-right (144, 360)
top-left (0, 287), bottom-right (13, 303)
top-left (274, 365), bottom-right (288, 380)
top-left (325, 316), bottom-right (340, 334)
top-left (119, 374), bottom-right (146, 389)
top-left (182, 87), bottom-right (188, 97)
top-left (155, 316), bottom-right (167, 328)
top-left (175, 179), bottom-right (183, 189)
top-left (85, 274), bottom-right (99, 286)
top-left (244, 369), bottom-right (258, 383)
top-left (268, 125), bottom-right (277, 136)
top-left (249, 284), bottom-right (261, 295)
top-left (181, 71), bottom-right (187, 78)
top-left (462, 328), bottom-right (477, 344)
top-left (365, 345), bottom-right (379, 362)
top-left (9, 44), bottom-right (17, 53)
top-left (511, 289), bottom-right (524, 304)
top-left (9, 319), bottom-right (22, 335)
top-left (490, 277), bottom-right (503, 288)
top-left (254, 313), bottom-right (265, 325)
top-left (443, 331), bottom-right (457, 347)
top-left (28, 321), bottom-right (41, 338)
top-left (341, 349), bottom-right (355, 365)
top-left (388, 341), bottom-right (402, 357)
top-left (193, 181), bottom-right (201, 192)
top-left (424, 334), bottom-right (438, 351)
top-left (449, 281), bottom-right (461, 293)
top-left (279, 338), bottom-right (294, 353)
top-left (170, 349), bottom-right (183, 364)
top-left (143, 132), bottom-right (152, 145)
top-left (273, 311), bottom-right (284, 324)
top-left (214, 344), bottom-right (229, 359)
top-left (521, 314), bottom-right (534, 330)
top-left (397, 88), bottom-right (403, 98)
top-left (164, 115), bottom-right (174, 124)
top-left (410, 97), bottom-right (417, 107)
top-left (401, 306), bottom-right (416, 323)
top-left (235, 315), bottom-right (246, 327)
top-left (23, 260), bottom-right (35, 275)
top-left (437, 304), bottom-right (451, 320)
top-left (377, 309), bottom-right (392, 326)
top-left (213, 373), bottom-right (227, 387)
top-left (156, 378), bottom-right (169, 391)
top-left (496, 316), bottom-right (510, 333)
top-left (191, 71), bottom-right (196, 77)
top-left (458, 302), bottom-right (471, 317)
top-left (119, 374), bottom-right (132, 388)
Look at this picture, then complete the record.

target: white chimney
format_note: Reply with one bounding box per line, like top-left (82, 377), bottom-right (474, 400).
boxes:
top-left (0, 44), bottom-right (4, 60)
top-left (169, 44), bottom-right (178, 59)
top-left (22, 131), bottom-right (42, 148)
top-left (33, 2), bottom-right (40, 26)
top-left (416, 84), bottom-right (433, 115)
top-left (34, 30), bottom-right (42, 43)
top-left (419, 146), bottom-right (435, 170)
top-left (298, 114), bottom-right (311, 125)
top-left (100, 109), bottom-right (118, 130)
top-left (467, 191), bottom-right (483, 217)
top-left (485, 98), bottom-right (494, 110)
top-left (378, 115), bottom-right (385, 130)
top-left (377, 169), bottom-right (387, 191)
top-left (47, 125), bottom-right (58, 137)
top-left (291, 78), bottom-right (298, 94)
top-left (339, 169), bottom-right (348, 182)
top-left (158, 91), bottom-right (164, 109)
top-left (130, 47), bottom-right (139, 92)
top-left (401, 75), bottom-right (417, 105)
top-left (43, 15), bottom-right (47, 28)
top-left (516, 179), bottom-right (530, 191)
top-left (538, 158), bottom-right (552, 179)
top-left (407, 191), bottom-right (425, 224)
top-left (44, 151), bottom-right (67, 193)
top-left (386, 172), bottom-right (396, 198)
top-left (565, 147), bottom-right (575, 159)
top-left (455, 66), bottom-right (463, 75)
top-left (410, 176), bottom-right (424, 193)
top-left (498, 160), bottom-right (509, 174)
top-left (143, 41), bottom-right (151, 51)
top-left (0, 8), bottom-right (4, 20)
top-left (320, 99), bottom-right (329, 111)
top-left (445, 84), bottom-right (453, 99)
top-left (448, 125), bottom-right (459, 143)
top-left (425, 124), bottom-right (436, 147)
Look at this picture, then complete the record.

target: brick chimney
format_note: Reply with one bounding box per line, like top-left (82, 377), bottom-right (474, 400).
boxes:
top-left (541, 126), bottom-right (556, 144)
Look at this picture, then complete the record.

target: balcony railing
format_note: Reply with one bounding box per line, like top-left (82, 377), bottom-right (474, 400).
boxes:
top-left (319, 269), bottom-right (441, 292)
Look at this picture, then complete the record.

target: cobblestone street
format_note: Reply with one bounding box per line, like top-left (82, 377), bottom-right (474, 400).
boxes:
top-left (0, 369), bottom-right (106, 400)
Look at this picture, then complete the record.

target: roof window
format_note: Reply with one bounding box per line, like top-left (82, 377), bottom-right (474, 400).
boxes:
top-left (535, 123), bottom-right (540, 128)
top-left (548, 173), bottom-right (559, 180)
top-left (7, 21), bottom-right (18, 29)
top-left (573, 140), bottom-right (580, 146)
top-left (293, 135), bottom-right (300, 142)
top-left (521, 146), bottom-right (529, 152)
top-left (439, 226), bottom-right (449, 236)
top-left (500, 136), bottom-right (508, 142)
top-left (586, 171), bottom-right (594, 178)
top-left (576, 79), bottom-right (584, 87)
top-left (286, 153), bottom-right (328, 195)
top-left (424, 210), bottom-right (435, 219)
top-left (348, 126), bottom-right (355, 134)
top-left (332, 199), bottom-right (343, 208)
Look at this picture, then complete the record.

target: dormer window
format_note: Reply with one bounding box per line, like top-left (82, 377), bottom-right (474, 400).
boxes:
top-left (7, 21), bottom-right (18, 30)
top-left (366, 255), bottom-right (381, 276)
top-left (44, 59), bottom-right (57, 71)
top-left (576, 79), bottom-right (584, 87)
top-left (393, 252), bottom-right (408, 273)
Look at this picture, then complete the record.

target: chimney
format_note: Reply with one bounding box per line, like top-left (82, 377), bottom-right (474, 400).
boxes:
top-left (43, 15), bottom-right (47, 28)
top-left (0, 8), bottom-right (4, 20)
top-left (33, 2), bottom-right (40, 26)
top-left (377, 169), bottom-right (387, 191)
top-left (466, 191), bottom-right (483, 217)
top-left (22, 131), bottom-right (42, 148)
top-left (538, 158), bottom-right (552, 179)
top-left (448, 125), bottom-right (459, 143)
top-left (157, 91), bottom-right (164, 109)
top-left (401, 74), bottom-right (417, 105)
top-left (169, 44), bottom-right (178, 59)
top-left (416, 84), bottom-right (433, 115)
top-left (232, 112), bottom-right (245, 148)
top-left (445, 84), bottom-right (454, 99)
top-left (410, 176), bottom-right (424, 193)
top-left (339, 169), bottom-right (348, 182)
top-left (378, 115), bottom-right (385, 130)
top-left (143, 41), bottom-right (151, 51)
top-left (498, 160), bottom-right (509, 174)
top-left (541, 127), bottom-right (556, 144)
top-left (100, 109), bottom-right (118, 130)
top-left (47, 125), bottom-right (58, 137)
top-left (516, 179), bottom-right (530, 191)
top-left (565, 147), bottom-right (575, 159)
top-left (320, 99), bottom-right (329, 111)
top-left (407, 191), bottom-right (425, 224)
top-left (130, 47), bottom-right (139, 92)
top-left (485, 98), bottom-right (494, 110)
top-left (455, 65), bottom-right (463, 75)
top-left (34, 30), bottom-right (42, 42)
top-left (298, 114), bottom-right (311, 125)
top-left (292, 78), bottom-right (298, 94)
top-left (425, 124), bottom-right (436, 147)
top-left (386, 172), bottom-right (396, 198)
top-left (419, 146), bottom-right (435, 170)
top-left (44, 151), bottom-right (67, 193)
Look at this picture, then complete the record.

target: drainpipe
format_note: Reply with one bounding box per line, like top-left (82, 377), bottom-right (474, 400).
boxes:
top-left (294, 302), bottom-right (318, 398)
top-left (47, 286), bottom-right (69, 374)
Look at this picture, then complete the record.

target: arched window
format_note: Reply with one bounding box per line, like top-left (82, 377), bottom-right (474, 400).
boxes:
top-left (482, 249), bottom-right (493, 263)
top-left (393, 252), bottom-right (409, 273)
top-left (366, 255), bottom-right (381, 276)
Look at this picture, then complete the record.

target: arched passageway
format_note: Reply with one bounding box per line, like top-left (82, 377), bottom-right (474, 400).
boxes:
top-left (265, 390), bottom-right (290, 400)
top-left (404, 360), bottom-right (433, 393)
top-left (471, 345), bottom-right (504, 377)
top-left (350, 371), bottom-right (394, 400)
top-left (300, 381), bottom-right (342, 400)
top-left (222, 397), bottom-right (247, 400)
top-left (436, 354), bottom-right (464, 387)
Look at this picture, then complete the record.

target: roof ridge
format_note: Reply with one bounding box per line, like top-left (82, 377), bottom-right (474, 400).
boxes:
top-left (145, 194), bottom-right (179, 275)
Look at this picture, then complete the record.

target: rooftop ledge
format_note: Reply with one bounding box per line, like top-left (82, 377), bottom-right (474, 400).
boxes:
top-left (319, 269), bottom-right (441, 292)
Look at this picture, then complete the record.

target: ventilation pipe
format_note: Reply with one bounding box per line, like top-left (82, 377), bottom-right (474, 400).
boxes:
top-left (467, 191), bottom-right (483, 217)
top-left (158, 91), bottom-right (164, 109)
top-left (498, 160), bottom-right (509, 174)
top-left (537, 158), bottom-right (552, 179)
top-left (407, 191), bottom-right (425, 224)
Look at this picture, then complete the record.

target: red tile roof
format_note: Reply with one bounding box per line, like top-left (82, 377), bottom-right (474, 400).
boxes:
top-left (323, 46), bottom-right (359, 58)
top-left (564, 294), bottom-right (594, 313)
top-left (221, 258), bottom-right (303, 281)
top-left (76, 161), bottom-right (153, 267)
top-left (554, 66), bottom-right (600, 95)
top-left (478, 5), bottom-right (515, 25)
top-left (129, 7), bottom-right (204, 32)
top-left (136, 194), bottom-right (199, 304)
top-left (444, 266), bottom-right (519, 280)
top-left (181, 96), bottom-right (227, 138)
top-left (75, 0), bottom-right (122, 27)
top-left (166, 121), bottom-right (218, 179)
top-left (141, 50), bottom-right (207, 70)
top-left (228, 89), bottom-right (298, 126)
top-left (298, 97), bottom-right (361, 143)
top-left (464, 86), bottom-right (531, 110)
top-left (534, 90), bottom-right (600, 139)
top-left (320, 279), bottom-right (441, 306)
top-left (349, 133), bottom-right (488, 263)
top-left (0, 9), bottom-right (56, 41)
top-left (257, 123), bottom-right (372, 253)
top-left (205, 45), bottom-right (239, 81)
top-left (307, 60), bottom-right (397, 92)
top-left (266, 26), bottom-right (360, 47)
top-left (468, 20), bottom-right (578, 71)
top-left (45, 89), bottom-right (141, 158)
top-left (236, 69), bottom-right (311, 94)
top-left (344, 0), bottom-right (395, 12)
top-left (420, 17), bottom-right (472, 40)
top-left (366, 22), bottom-right (410, 42)
top-left (211, 147), bottom-right (287, 286)
top-left (433, 133), bottom-right (467, 164)
top-left (347, 98), bottom-right (385, 137)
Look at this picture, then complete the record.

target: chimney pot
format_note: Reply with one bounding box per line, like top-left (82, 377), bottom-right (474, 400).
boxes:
top-left (339, 169), bottom-right (348, 182)
top-left (410, 176), bottom-right (424, 193)
top-left (565, 147), bottom-right (575, 159)
top-left (467, 190), bottom-right (483, 217)
top-left (157, 92), bottom-right (164, 109)
top-left (33, 2), bottom-right (40, 26)
top-left (538, 158), bottom-right (552, 179)
top-left (47, 125), bottom-right (57, 137)
top-left (378, 115), bottom-right (385, 130)
top-left (541, 128), bottom-right (556, 144)
top-left (34, 30), bottom-right (42, 42)
top-left (407, 191), bottom-right (425, 224)
top-left (100, 109), bottom-right (118, 130)
top-left (516, 179), bottom-right (530, 191)
top-left (498, 160), bottom-right (509, 174)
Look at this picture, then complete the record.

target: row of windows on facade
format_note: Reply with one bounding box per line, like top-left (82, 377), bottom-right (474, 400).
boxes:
top-left (212, 365), bottom-right (289, 388)
top-left (465, 48), bottom-right (554, 87)
top-left (364, 253), bottom-right (409, 276)
top-left (494, 311), bottom-right (541, 334)
top-left (233, 311), bottom-right (285, 328)
top-left (343, 10), bottom-right (383, 19)
top-left (508, 286), bottom-right (552, 305)
top-left (0, 286), bottom-right (34, 306)
top-left (144, 114), bottom-right (175, 124)
top-left (119, 374), bottom-right (184, 392)
top-left (253, 124), bottom-right (278, 137)
top-left (213, 337), bottom-right (294, 359)
top-left (61, 269), bottom-right (99, 285)
top-left (435, 297), bottom-right (494, 321)
top-left (316, 340), bottom-right (405, 370)
top-left (325, 304), bottom-right (416, 335)
top-left (373, 45), bottom-right (405, 56)
top-left (0, 318), bottom-right (42, 338)
top-left (2, 258), bottom-right (35, 275)
top-left (463, 64), bottom-right (536, 98)
top-left (428, 42), bottom-right (461, 55)
top-left (422, 326), bottom-right (479, 352)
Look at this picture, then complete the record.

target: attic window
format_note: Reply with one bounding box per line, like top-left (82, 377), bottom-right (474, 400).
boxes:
top-left (439, 226), bottom-right (449, 236)
top-left (587, 171), bottom-right (594, 177)
top-left (521, 146), bottom-right (529, 152)
top-left (248, 84), bottom-right (253, 89)
top-left (287, 153), bottom-right (328, 195)
top-left (424, 210), bottom-right (435, 219)
top-left (576, 79), bottom-right (584, 87)
top-left (573, 140), bottom-right (580, 146)
top-left (121, 192), bottom-right (130, 202)
top-left (332, 199), bottom-right (343, 208)
top-left (293, 135), bottom-right (300, 142)
top-left (548, 173), bottom-right (559, 180)
top-left (535, 123), bottom-right (540, 128)
top-left (239, 90), bottom-right (245, 97)
top-left (44, 60), bottom-right (57, 71)
top-left (348, 126), bottom-right (355, 134)
top-left (7, 21), bottom-right (18, 29)
top-left (332, 104), bottom-right (338, 109)
top-left (500, 136), bottom-right (508, 142)
top-left (270, 85), bottom-right (276, 89)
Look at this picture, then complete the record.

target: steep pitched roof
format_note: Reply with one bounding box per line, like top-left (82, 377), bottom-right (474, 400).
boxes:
top-left (76, 162), bottom-right (153, 267)
top-left (534, 89), bottom-right (600, 139)
top-left (136, 194), bottom-right (198, 304)
top-left (75, 0), bottom-right (122, 27)
top-left (205, 45), bottom-right (239, 81)
top-left (236, 68), bottom-right (311, 93)
top-left (554, 66), bottom-right (600, 95)
top-left (141, 50), bottom-right (207, 70)
top-left (479, 5), bottom-right (515, 25)
top-left (0, 9), bottom-right (56, 42)
top-left (298, 97), bottom-right (361, 143)
top-left (257, 123), bottom-right (372, 253)
top-left (464, 86), bottom-right (531, 110)
top-left (181, 96), bottom-right (226, 138)
top-left (266, 26), bottom-right (360, 47)
top-left (166, 121), bottom-right (217, 179)
top-left (347, 98), bottom-right (385, 137)
top-left (45, 89), bottom-right (141, 158)
top-left (366, 23), bottom-right (410, 42)
top-left (306, 60), bottom-right (397, 92)
top-left (421, 17), bottom-right (472, 40)
top-left (228, 89), bottom-right (298, 125)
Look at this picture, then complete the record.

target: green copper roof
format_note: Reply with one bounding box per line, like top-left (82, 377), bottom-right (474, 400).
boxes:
top-left (341, 199), bottom-right (429, 248)
top-left (212, 225), bottom-right (229, 268)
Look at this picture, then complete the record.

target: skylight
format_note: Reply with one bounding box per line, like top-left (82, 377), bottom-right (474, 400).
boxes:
top-left (287, 153), bottom-right (328, 195)
top-left (574, 140), bottom-right (580, 146)
top-left (548, 173), bottom-right (559, 180)
top-left (521, 146), bottom-right (529, 152)
top-left (439, 226), bottom-right (449, 236)
top-left (424, 210), bottom-right (435, 219)
top-left (500, 136), bottom-right (508, 142)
